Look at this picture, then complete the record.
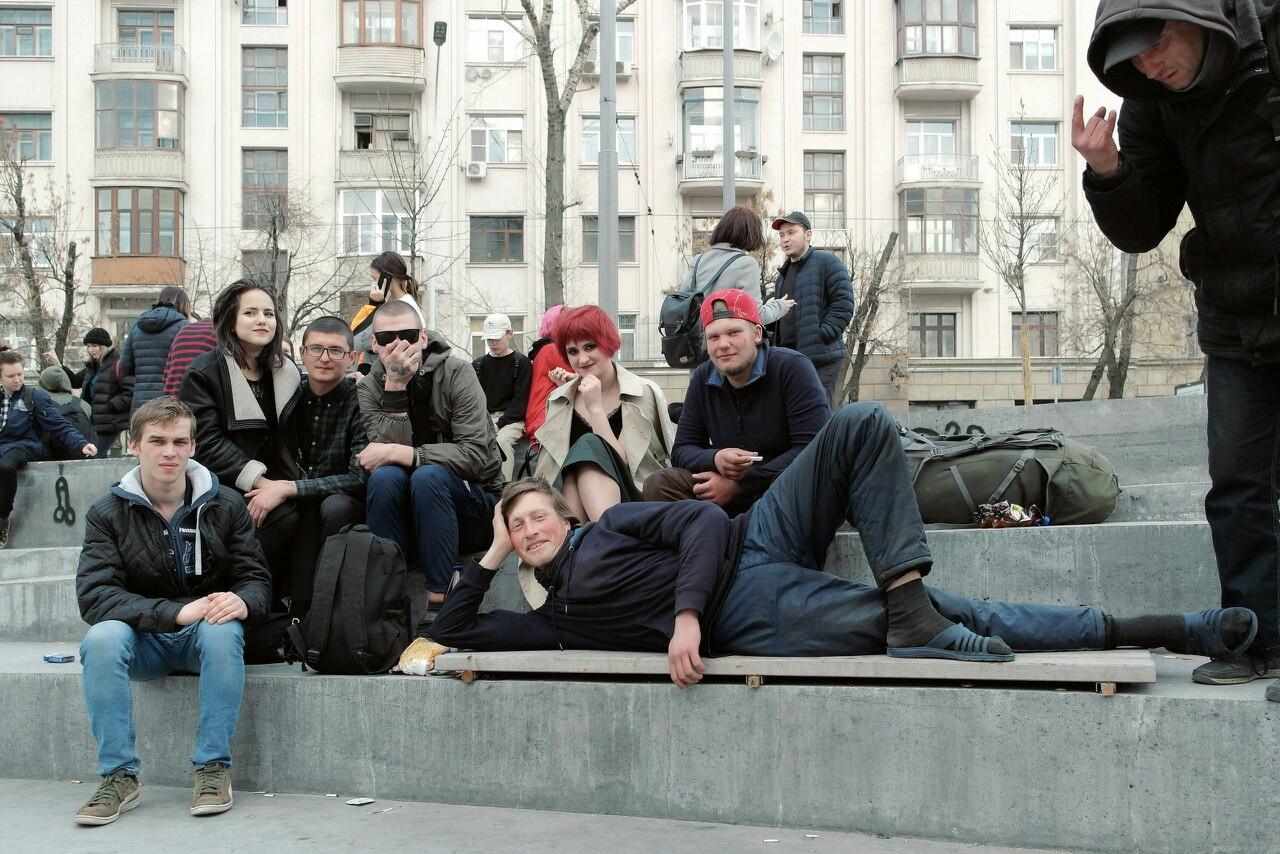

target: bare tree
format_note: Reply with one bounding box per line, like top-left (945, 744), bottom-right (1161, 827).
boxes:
top-left (1058, 224), bottom-right (1194, 399)
top-left (836, 231), bottom-right (905, 405)
top-left (238, 179), bottom-right (354, 336)
top-left (0, 125), bottom-right (89, 361)
top-left (509, 0), bottom-right (638, 310)
top-left (978, 107), bottom-right (1063, 405)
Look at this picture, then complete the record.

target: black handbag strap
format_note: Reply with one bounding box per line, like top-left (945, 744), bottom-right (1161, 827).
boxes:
top-left (688, 252), bottom-right (744, 298)
top-left (302, 528), bottom-right (351, 668)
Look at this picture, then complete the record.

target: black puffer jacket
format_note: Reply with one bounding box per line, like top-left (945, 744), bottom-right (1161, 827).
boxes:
top-left (180, 348), bottom-right (303, 493)
top-left (62, 347), bottom-right (134, 434)
top-left (1083, 0), bottom-right (1280, 364)
top-left (119, 302), bottom-right (189, 413)
top-left (769, 248), bottom-right (854, 367)
top-left (76, 460), bottom-right (272, 633)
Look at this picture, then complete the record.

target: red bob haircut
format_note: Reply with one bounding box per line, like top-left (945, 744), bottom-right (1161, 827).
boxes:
top-left (555, 305), bottom-right (621, 362)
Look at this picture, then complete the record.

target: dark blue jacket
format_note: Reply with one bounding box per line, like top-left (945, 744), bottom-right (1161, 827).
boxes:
top-left (770, 247), bottom-right (854, 367)
top-left (62, 347), bottom-right (134, 434)
top-left (119, 302), bottom-right (188, 413)
top-left (672, 344), bottom-right (830, 502)
top-left (429, 500), bottom-right (750, 655)
top-left (1, 385), bottom-right (91, 458)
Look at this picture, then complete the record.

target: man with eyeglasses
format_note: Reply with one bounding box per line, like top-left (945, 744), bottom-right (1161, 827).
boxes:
top-left (242, 316), bottom-right (369, 618)
top-left (356, 299), bottom-right (503, 626)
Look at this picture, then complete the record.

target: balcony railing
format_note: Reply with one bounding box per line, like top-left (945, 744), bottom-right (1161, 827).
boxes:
top-left (335, 45), bottom-right (426, 91)
top-left (897, 154), bottom-right (980, 185)
top-left (902, 252), bottom-right (981, 284)
top-left (895, 55), bottom-right (980, 98)
top-left (93, 148), bottom-right (185, 184)
top-left (94, 42), bottom-right (186, 76)
top-left (338, 149), bottom-right (419, 182)
top-left (681, 150), bottom-right (763, 182)
top-left (678, 51), bottom-right (762, 85)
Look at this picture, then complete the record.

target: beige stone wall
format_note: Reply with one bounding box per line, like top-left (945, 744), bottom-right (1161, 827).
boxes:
top-left (629, 354), bottom-right (1205, 417)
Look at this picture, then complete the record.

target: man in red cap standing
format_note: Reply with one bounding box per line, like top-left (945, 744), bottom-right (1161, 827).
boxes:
top-left (643, 289), bottom-right (830, 516)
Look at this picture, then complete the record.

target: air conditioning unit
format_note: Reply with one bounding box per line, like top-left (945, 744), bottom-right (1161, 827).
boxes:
top-left (616, 61), bottom-right (632, 79)
top-left (582, 60), bottom-right (598, 77)
top-left (466, 161), bottom-right (488, 180)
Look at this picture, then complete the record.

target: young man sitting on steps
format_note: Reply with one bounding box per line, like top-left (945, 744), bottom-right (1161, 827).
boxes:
top-left (400, 403), bottom-right (1257, 687)
top-left (73, 396), bottom-right (271, 825)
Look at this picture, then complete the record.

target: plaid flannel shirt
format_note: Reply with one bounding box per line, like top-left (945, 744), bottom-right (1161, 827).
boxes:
top-left (289, 378), bottom-right (369, 499)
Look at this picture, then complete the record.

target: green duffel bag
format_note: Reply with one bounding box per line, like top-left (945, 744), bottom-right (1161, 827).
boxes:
top-left (900, 427), bottom-right (1120, 525)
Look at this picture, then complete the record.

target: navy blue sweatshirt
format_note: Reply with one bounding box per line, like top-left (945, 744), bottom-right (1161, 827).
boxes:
top-left (428, 500), bottom-right (751, 655)
top-left (671, 344), bottom-right (830, 501)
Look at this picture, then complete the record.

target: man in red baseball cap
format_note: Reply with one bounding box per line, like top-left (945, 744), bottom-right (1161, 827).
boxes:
top-left (643, 289), bottom-right (830, 516)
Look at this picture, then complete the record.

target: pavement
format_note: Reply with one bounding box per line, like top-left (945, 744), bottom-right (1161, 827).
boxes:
top-left (8, 778), bottom-right (1053, 853)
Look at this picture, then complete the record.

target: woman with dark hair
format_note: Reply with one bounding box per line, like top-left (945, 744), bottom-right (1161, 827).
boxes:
top-left (180, 281), bottom-right (301, 605)
top-left (533, 306), bottom-right (674, 522)
top-left (681, 206), bottom-right (793, 327)
top-left (118, 285), bottom-right (192, 413)
top-left (352, 251), bottom-right (425, 373)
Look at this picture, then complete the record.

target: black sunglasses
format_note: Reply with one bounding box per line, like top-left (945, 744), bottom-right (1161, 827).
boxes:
top-left (374, 328), bottom-right (421, 346)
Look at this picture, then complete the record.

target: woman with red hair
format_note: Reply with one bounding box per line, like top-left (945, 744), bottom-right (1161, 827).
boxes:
top-left (534, 306), bottom-right (674, 522)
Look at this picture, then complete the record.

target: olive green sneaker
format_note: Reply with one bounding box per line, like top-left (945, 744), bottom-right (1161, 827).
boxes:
top-left (73, 770), bottom-right (140, 826)
top-left (190, 763), bottom-right (233, 816)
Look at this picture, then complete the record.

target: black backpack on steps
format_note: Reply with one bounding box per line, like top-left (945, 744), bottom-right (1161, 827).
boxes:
top-left (286, 525), bottom-right (413, 674)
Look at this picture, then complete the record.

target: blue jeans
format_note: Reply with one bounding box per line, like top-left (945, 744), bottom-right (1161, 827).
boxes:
top-left (365, 464), bottom-right (499, 593)
top-left (1205, 356), bottom-right (1280, 650)
top-left (718, 402), bottom-right (1105, 655)
top-left (741, 401), bottom-right (932, 588)
top-left (80, 619), bottom-right (246, 776)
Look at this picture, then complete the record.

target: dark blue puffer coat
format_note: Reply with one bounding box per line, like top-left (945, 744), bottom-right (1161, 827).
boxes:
top-left (118, 302), bottom-right (188, 414)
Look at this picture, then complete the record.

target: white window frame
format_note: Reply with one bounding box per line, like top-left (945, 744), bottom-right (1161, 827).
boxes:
top-left (353, 111), bottom-right (416, 151)
top-left (1021, 216), bottom-right (1061, 264)
top-left (467, 17), bottom-right (522, 63)
top-left (1010, 121), bottom-right (1059, 166)
top-left (1009, 27), bottom-right (1057, 71)
top-left (684, 0), bottom-right (759, 51)
top-left (340, 189), bottom-right (418, 256)
top-left (586, 18), bottom-right (635, 66)
top-left (243, 0), bottom-right (288, 26)
top-left (469, 116), bottom-right (524, 163)
top-left (582, 116), bottom-right (637, 165)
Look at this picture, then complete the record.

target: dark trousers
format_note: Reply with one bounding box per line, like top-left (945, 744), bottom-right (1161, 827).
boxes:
top-left (641, 467), bottom-right (757, 517)
top-left (814, 360), bottom-right (841, 405)
top-left (94, 432), bottom-right (119, 459)
top-left (366, 464), bottom-right (498, 593)
top-left (288, 494), bottom-right (365, 617)
top-left (1205, 356), bottom-right (1280, 650)
top-left (712, 402), bottom-right (1106, 655)
top-left (0, 446), bottom-right (37, 518)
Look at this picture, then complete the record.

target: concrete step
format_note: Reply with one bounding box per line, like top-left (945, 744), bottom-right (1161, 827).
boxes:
top-left (0, 548), bottom-right (529, 644)
top-left (7, 459), bottom-right (133, 550)
top-left (2, 522), bottom-right (1215, 644)
top-left (1, 641), bottom-right (1273, 853)
top-left (832, 521), bottom-right (1218, 615)
top-left (1109, 481), bottom-right (1209, 523)
top-left (904, 395), bottom-right (1209, 486)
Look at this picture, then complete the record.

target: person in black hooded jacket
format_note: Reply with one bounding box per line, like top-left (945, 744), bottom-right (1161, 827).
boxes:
top-left (45, 327), bottom-right (134, 456)
top-left (1073, 0), bottom-right (1280, 697)
top-left (119, 286), bottom-right (191, 415)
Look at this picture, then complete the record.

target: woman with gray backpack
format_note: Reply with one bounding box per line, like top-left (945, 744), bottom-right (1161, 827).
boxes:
top-left (662, 206), bottom-right (793, 371)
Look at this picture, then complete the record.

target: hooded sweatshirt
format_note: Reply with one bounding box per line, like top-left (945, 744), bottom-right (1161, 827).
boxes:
top-left (119, 302), bottom-right (189, 412)
top-left (1082, 0), bottom-right (1280, 364)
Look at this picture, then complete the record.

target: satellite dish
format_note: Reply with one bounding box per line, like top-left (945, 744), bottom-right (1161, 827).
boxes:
top-left (766, 31), bottom-right (783, 63)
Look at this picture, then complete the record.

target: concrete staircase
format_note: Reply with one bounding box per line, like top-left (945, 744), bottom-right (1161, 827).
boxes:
top-left (0, 396), bottom-right (1276, 852)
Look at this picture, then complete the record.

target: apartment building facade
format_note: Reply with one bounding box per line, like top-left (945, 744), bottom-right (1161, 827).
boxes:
top-left (0, 0), bottom-right (1202, 411)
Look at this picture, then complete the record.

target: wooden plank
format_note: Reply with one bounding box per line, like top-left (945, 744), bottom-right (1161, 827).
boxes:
top-left (432, 649), bottom-right (1156, 684)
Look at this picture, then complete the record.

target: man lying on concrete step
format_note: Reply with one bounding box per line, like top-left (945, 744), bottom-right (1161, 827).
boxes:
top-left (397, 403), bottom-right (1256, 687)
